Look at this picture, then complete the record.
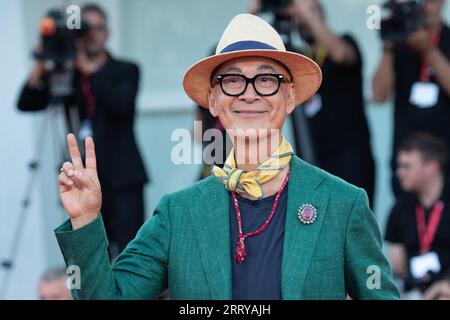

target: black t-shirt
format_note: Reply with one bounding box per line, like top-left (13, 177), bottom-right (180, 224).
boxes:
top-left (230, 185), bottom-right (288, 300)
top-left (392, 24), bottom-right (450, 159)
top-left (305, 34), bottom-right (371, 157)
top-left (385, 191), bottom-right (450, 287)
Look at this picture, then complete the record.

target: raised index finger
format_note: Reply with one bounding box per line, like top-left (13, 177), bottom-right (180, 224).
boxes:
top-left (67, 133), bottom-right (84, 169)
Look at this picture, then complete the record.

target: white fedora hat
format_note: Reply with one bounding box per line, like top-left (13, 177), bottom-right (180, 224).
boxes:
top-left (183, 13), bottom-right (322, 109)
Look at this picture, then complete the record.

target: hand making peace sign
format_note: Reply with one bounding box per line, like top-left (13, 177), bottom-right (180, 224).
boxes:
top-left (58, 134), bottom-right (102, 230)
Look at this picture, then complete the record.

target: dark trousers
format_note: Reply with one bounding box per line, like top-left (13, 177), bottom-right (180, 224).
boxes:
top-left (101, 184), bottom-right (145, 260)
top-left (318, 147), bottom-right (375, 209)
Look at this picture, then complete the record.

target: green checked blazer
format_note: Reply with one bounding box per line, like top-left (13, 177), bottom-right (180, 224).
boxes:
top-left (55, 156), bottom-right (399, 300)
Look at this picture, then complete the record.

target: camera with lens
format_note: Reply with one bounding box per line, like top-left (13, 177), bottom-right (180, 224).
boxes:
top-left (36, 9), bottom-right (89, 71)
top-left (34, 9), bottom-right (89, 99)
top-left (260, 0), bottom-right (293, 14)
top-left (260, 0), bottom-right (294, 48)
top-left (380, 0), bottom-right (425, 42)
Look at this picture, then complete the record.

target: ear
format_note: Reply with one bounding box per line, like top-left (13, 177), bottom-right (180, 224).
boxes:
top-left (286, 83), bottom-right (296, 114)
top-left (208, 87), bottom-right (219, 117)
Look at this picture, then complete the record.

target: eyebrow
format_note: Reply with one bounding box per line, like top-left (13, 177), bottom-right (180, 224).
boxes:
top-left (222, 67), bottom-right (242, 73)
top-left (222, 64), bottom-right (278, 74)
top-left (257, 65), bottom-right (277, 72)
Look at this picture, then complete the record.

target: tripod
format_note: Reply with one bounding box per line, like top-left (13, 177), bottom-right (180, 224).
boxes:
top-left (0, 101), bottom-right (74, 299)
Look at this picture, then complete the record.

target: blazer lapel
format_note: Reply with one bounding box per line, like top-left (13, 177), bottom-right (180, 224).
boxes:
top-left (282, 157), bottom-right (330, 299)
top-left (189, 177), bottom-right (232, 299)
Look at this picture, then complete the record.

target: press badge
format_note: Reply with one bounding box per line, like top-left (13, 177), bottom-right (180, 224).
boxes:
top-left (410, 251), bottom-right (441, 279)
top-left (409, 82), bottom-right (439, 108)
top-left (79, 119), bottom-right (93, 141)
top-left (304, 94), bottom-right (322, 118)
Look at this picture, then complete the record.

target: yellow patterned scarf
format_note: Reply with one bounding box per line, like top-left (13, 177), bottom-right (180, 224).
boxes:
top-left (211, 137), bottom-right (294, 199)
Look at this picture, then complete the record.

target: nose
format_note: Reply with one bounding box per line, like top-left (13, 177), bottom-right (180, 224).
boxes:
top-left (238, 82), bottom-right (260, 103)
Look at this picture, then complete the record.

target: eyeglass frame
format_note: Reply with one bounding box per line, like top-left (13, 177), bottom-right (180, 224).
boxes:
top-left (213, 73), bottom-right (292, 97)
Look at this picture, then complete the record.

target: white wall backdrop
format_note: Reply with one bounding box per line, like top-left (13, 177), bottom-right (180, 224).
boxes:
top-left (0, 0), bottom-right (47, 300)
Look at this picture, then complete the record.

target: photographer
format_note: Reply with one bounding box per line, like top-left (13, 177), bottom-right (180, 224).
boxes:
top-left (385, 132), bottom-right (450, 296)
top-left (17, 4), bottom-right (149, 259)
top-left (372, 0), bottom-right (450, 198)
top-left (252, 0), bottom-right (375, 206)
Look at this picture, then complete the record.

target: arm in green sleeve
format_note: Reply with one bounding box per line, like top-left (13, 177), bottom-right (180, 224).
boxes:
top-left (344, 189), bottom-right (400, 300)
top-left (54, 195), bottom-right (170, 300)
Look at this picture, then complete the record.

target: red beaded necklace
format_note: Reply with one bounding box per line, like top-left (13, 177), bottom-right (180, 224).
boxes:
top-left (231, 171), bottom-right (290, 264)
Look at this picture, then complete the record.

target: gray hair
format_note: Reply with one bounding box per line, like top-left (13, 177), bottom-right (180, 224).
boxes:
top-left (40, 266), bottom-right (68, 282)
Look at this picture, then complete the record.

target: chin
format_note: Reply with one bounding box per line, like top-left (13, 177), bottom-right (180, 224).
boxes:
top-left (229, 123), bottom-right (272, 136)
top-left (86, 46), bottom-right (102, 55)
top-left (399, 183), bottom-right (415, 193)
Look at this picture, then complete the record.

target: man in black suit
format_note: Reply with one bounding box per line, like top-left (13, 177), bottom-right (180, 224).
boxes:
top-left (17, 4), bottom-right (148, 259)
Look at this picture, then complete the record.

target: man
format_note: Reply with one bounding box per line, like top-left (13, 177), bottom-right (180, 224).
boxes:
top-left (18, 4), bottom-right (148, 258)
top-left (385, 132), bottom-right (450, 294)
top-left (54, 14), bottom-right (398, 299)
top-left (372, 0), bottom-right (450, 198)
top-left (38, 266), bottom-right (71, 300)
top-left (288, 0), bottom-right (375, 207)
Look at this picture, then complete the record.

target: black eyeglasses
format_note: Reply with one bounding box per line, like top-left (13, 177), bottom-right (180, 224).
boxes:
top-left (214, 73), bottom-right (290, 97)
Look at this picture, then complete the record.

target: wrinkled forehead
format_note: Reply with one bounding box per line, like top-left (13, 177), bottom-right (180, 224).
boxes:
top-left (214, 56), bottom-right (291, 75)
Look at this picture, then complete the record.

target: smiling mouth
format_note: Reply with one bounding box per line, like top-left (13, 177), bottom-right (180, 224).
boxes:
top-left (233, 110), bottom-right (268, 117)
